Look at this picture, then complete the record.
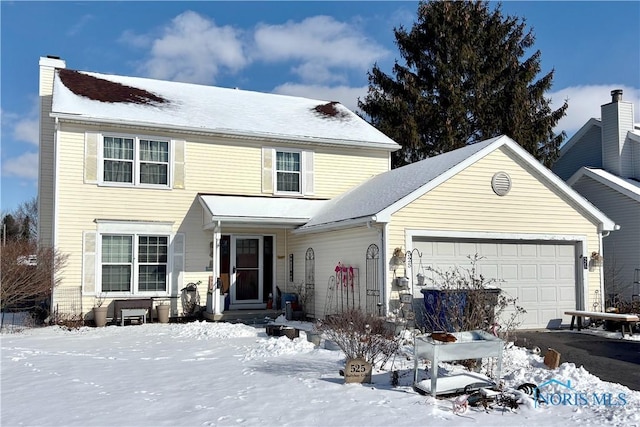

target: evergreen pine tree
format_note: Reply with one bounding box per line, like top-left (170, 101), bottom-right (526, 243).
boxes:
top-left (359, 1), bottom-right (568, 167)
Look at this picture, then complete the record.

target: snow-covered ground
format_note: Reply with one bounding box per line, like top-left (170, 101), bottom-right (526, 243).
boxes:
top-left (1, 318), bottom-right (638, 426)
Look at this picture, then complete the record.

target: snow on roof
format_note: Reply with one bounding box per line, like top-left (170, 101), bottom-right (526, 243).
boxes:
top-left (199, 195), bottom-right (328, 227)
top-left (299, 137), bottom-right (500, 230)
top-left (51, 69), bottom-right (400, 148)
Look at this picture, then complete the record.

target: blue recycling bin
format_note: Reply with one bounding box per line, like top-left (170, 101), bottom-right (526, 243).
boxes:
top-left (421, 289), bottom-right (467, 332)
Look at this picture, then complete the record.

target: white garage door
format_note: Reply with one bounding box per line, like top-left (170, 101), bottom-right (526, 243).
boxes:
top-left (411, 239), bottom-right (579, 329)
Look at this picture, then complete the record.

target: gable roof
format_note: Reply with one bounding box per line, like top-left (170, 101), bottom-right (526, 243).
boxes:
top-left (50, 69), bottom-right (400, 150)
top-left (297, 135), bottom-right (617, 233)
top-left (557, 118), bottom-right (601, 158)
top-left (567, 167), bottom-right (640, 203)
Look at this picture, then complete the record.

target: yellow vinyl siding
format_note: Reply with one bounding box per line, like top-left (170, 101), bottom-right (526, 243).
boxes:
top-left (387, 147), bottom-right (602, 309)
top-left (287, 225), bottom-right (382, 318)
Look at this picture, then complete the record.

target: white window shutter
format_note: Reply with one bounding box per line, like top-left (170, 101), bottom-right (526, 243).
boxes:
top-left (262, 147), bottom-right (274, 193)
top-left (303, 150), bottom-right (314, 195)
top-left (173, 139), bottom-right (185, 189)
top-left (84, 132), bottom-right (99, 184)
top-left (172, 233), bottom-right (185, 296)
top-left (82, 231), bottom-right (97, 294)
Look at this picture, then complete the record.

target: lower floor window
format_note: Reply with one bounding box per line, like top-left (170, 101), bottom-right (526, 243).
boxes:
top-left (101, 234), bottom-right (168, 293)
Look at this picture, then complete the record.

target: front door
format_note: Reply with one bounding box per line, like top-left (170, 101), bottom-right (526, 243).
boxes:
top-left (231, 236), bottom-right (263, 306)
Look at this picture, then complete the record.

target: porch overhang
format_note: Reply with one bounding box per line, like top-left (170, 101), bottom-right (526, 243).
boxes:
top-left (198, 194), bottom-right (329, 229)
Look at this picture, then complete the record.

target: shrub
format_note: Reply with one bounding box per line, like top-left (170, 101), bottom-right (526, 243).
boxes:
top-left (316, 309), bottom-right (402, 369)
top-left (422, 254), bottom-right (526, 341)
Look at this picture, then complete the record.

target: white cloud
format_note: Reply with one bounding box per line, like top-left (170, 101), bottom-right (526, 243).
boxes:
top-left (13, 118), bottom-right (39, 146)
top-left (550, 85), bottom-right (640, 137)
top-left (126, 11), bottom-right (248, 84)
top-left (1, 99), bottom-right (39, 146)
top-left (66, 14), bottom-right (94, 37)
top-left (2, 151), bottom-right (38, 180)
top-left (253, 16), bottom-right (388, 84)
top-left (272, 83), bottom-right (368, 113)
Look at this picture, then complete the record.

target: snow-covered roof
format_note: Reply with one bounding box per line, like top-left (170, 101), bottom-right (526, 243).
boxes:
top-left (568, 167), bottom-right (640, 202)
top-left (50, 69), bottom-right (400, 149)
top-left (298, 135), bottom-right (617, 232)
top-left (198, 195), bottom-right (328, 228)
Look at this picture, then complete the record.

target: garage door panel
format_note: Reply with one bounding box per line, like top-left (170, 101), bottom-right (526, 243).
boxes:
top-left (520, 265), bottom-right (537, 280)
top-left (540, 288), bottom-right (557, 302)
top-left (521, 287), bottom-right (539, 303)
top-left (558, 265), bottom-right (574, 279)
top-left (479, 243), bottom-right (498, 257)
top-left (411, 238), bottom-right (577, 329)
top-left (557, 245), bottom-right (575, 258)
top-left (539, 264), bottom-right (557, 280)
top-left (500, 245), bottom-right (518, 257)
top-left (520, 244), bottom-right (537, 257)
top-left (436, 242), bottom-right (455, 256)
top-left (500, 265), bottom-right (518, 280)
top-left (459, 242), bottom-right (477, 257)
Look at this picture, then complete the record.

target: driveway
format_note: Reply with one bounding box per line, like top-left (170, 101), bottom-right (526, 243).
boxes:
top-left (513, 330), bottom-right (640, 391)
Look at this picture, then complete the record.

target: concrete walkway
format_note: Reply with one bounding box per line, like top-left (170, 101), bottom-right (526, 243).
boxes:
top-left (514, 330), bottom-right (640, 391)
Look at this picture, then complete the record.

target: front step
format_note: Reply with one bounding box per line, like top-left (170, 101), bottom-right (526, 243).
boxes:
top-left (202, 309), bottom-right (282, 324)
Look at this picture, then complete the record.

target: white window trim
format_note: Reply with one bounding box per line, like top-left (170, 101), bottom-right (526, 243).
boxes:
top-left (96, 221), bottom-right (174, 297)
top-left (98, 132), bottom-right (174, 189)
top-left (273, 148), bottom-right (303, 196)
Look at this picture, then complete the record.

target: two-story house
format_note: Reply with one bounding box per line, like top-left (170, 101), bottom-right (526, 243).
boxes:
top-left (39, 56), bottom-right (616, 329)
top-left (553, 90), bottom-right (640, 303)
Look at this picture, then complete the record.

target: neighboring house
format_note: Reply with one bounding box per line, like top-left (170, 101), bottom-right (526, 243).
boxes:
top-left (553, 90), bottom-right (640, 302)
top-left (39, 56), bottom-right (616, 329)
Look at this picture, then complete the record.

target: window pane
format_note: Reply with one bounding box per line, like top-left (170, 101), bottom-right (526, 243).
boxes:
top-left (102, 236), bottom-right (132, 263)
top-left (140, 163), bottom-right (168, 185)
top-left (138, 236), bottom-right (168, 263)
top-left (140, 140), bottom-right (168, 162)
top-left (102, 265), bottom-right (132, 292)
top-left (276, 152), bottom-right (300, 172)
top-left (104, 137), bottom-right (134, 160)
top-left (140, 140), bottom-right (169, 185)
top-left (104, 160), bottom-right (133, 183)
top-left (138, 265), bottom-right (167, 292)
top-left (277, 171), bottom-right (300, 192)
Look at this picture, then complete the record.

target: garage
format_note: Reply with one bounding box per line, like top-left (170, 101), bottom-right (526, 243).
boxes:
top-left (410, 238), bottom-right (580, 329)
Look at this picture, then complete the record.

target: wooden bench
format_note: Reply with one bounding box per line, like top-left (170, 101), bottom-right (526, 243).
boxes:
top-left (565, 310), bottom-right (639, 337)
top-left (121, 308), bottom-right (148, 326)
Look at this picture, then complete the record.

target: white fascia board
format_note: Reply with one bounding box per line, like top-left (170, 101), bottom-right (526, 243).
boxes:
top-left (50, 113), bottom-right (400, 152)
top-left (628, 131), bottom-right (640, 144)
top-left (293, 215), bottom-right (380, 235)
top-left (405, 229), bottom-right (588, 242)
top-left (568, 167), bottom-right (640, 203)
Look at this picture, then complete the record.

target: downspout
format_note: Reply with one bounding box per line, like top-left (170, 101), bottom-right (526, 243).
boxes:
top-left (52, 117), bottom-right (61, 315)
top-left (599, 227), bottom-right (617, 311)
top-left (381, 223), bottom-right (388, 316)
top-left (213, 220), bottom-right (222, 315)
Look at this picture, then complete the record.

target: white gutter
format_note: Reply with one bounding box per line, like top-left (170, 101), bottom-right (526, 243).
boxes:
top-left (293, 215), bottom-right (381, 235)
top-left (49, 113), bottom-right (400, 151)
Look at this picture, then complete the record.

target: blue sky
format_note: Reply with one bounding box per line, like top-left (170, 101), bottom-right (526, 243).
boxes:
top-left (1, 1), bottom-right (639, 213)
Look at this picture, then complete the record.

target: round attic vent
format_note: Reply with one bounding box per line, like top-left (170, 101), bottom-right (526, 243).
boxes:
top-left (491, 172), bottom-right (512, 196)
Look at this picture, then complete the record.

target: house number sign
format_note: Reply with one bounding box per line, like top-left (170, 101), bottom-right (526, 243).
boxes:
top-left (344, 358), bottom-right (372, 384)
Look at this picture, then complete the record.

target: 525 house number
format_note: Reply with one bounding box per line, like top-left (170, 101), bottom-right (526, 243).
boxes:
top-left (350, 364), bottom-right (366, 373)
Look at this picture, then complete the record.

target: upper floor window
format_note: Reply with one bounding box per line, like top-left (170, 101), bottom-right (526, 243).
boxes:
top-left (102, 136), bottom-right (169, 186)
top-left (276, 151), bottom-right (301, 193)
